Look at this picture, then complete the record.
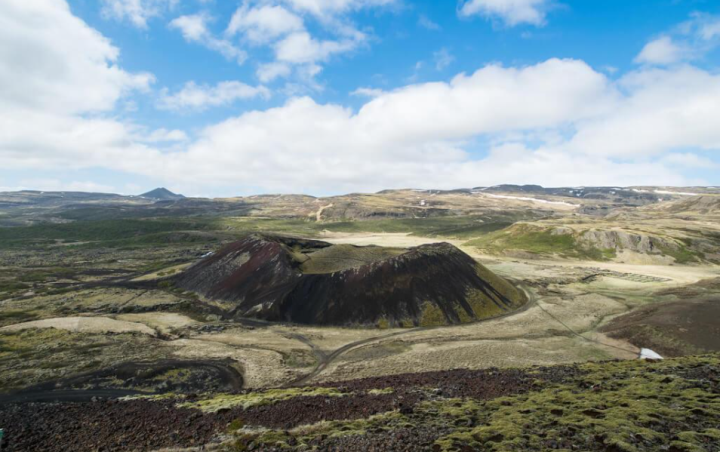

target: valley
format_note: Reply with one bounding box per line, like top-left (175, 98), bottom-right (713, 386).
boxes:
top-left (0, 186), bottom-right (719, 451)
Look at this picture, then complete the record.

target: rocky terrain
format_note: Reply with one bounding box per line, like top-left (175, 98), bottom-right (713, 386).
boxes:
top-left (175, 234), bottom-right (526, 327)
top-left (0, 354), bottom-right (718, 451)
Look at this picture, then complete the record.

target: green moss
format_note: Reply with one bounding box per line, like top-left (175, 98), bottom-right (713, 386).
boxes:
top-left (227, 418), bottom-right (246, 432)
top-left (0, 310), bottom-right (39, 326)
top-left (465, 225), bottom-right (618, 262)
top-left (465, 226), bottom-right (576, 256)
top-left (657, 243), bottom-right (700, 264)
top-left (299, 244), bottom-right (406, 274)
top-left (232, 411), bottom-right (404, 450)
top-left (433, 356), bottom-right (720, 451)
top-left (419, 302), bottom-right (447, 327)
top-left (179, 387), bottom-right (347, 413)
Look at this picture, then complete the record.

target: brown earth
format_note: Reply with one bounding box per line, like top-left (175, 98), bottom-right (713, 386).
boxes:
top-left (0, 364), bottom-right (582, 451)
top-left (601, 297), bottom-right (720, 357)
top-left (1, 357), bottom-right (719, 452)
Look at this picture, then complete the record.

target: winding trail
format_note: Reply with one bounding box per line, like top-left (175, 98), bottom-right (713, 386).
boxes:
top-left (288, 286), bottom-right (537, 386)
top-left (315, 204), bottom-right (334, 222)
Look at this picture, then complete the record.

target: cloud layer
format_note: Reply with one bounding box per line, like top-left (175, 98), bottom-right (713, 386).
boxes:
top-left (459, 0), bottom-right (552, 27)
top-left (1, 0), bottom-right (719, 196)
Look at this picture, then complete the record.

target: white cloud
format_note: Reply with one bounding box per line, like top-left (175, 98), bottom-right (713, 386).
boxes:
top-left (274, 31), bottom-right (363, 64)
top-left (142, 128), bottom-right (189, 142)
top-left (2, 1), bottom-right (719, 195)
top-left (0, 0), bottom-right (153, 116)
top-left (169, 14), bottom-right (247, 64)
top-left (145, 58), bottom-right (720, 193)
top-left (433, 48), bottom-right (455, 71)
top-left (257, 62), bottom-right (293, 82)
top-left (157, 81), bottom-right (271, 111)
top-left (459, 0), bottom-right (552, 27)
top-left (635, 36), bottom-right (686, 65)
top-left (687, 13), bottom-right (720, 41)
top-left (351, 87), bottom-right (384, 97)
top-left (635, 13), bottom-right (720, 66)
top-left (225, 0), bottom-right (389, 84)
top-left (418, 14), bottom-right (440, 31)
top-left (279, 0), bottom-right (397, 19)
top-left (227, 5), bottom-right (304, 44)
top-left (17, 179), bottom-right (117, 193)
top-left (661, 153), bottom-right (719, 169)
top-left (100, 0), bottom-right (178, 29)
top-left (568, 65), bottom-right (720, 157)
top-left (139, 59), bottom-right (623, 192)
top-left (0, 0), bottom-right (163, 175)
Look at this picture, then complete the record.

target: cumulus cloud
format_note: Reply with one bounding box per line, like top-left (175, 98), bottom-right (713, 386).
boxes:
top-left (0, 0), bottom-right (153, 116)
top-left (351, 87), bottom-right (384, 97)
top-left (274, 31), bottom-right (363, 64)
top-left (101, 0), bottom-right (178, 29)
top-left (146, 58), bottom-right (720, 193)
top-left (142, 59), bottom-right (623, 192)
top-left (0, 0), bottom-right (164, 179)
top-left (257, 62), bottom-right (293, 82)
top-left (635, 36), bottom-right (687, 65)
top-left (157, 81), bottom-right (271, 111)
top-left (225, 0), bottom-right (388, 84)
top-left (169, 14), bottom-right (247, 64)
top-left (635, 13), bottom-right (720, 66)
top-left (2, 0), bottom-right (719, 195)
top-left (568, 65), bottom-right (720, 157)
top-left (141, 128), bottom-right (189, 142)
top-left (227, 4), bottom-right (304, 44)
top-left (459, 0), bottom-right (553, 27)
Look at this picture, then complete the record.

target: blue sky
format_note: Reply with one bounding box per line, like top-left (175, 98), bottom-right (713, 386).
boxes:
top-left (1, 0), bottom-right (720, 197)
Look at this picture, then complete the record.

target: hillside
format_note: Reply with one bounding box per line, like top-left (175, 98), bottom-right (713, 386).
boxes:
top-left (465, 221), bottom-right (718, 264)
top-left (174, 234), bottom-right (526, 327)
top-left (2, 354), bottom-right (718, 451)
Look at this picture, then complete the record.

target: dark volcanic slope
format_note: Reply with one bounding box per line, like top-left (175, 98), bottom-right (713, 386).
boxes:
top-left (174, 234), bottom-right (525, 326)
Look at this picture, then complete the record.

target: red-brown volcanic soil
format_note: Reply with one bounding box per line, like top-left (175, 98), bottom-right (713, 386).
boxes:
top-left (0, 365), bottom-right (582, 452)
top-left (601, 297), bottom-right (720, 357)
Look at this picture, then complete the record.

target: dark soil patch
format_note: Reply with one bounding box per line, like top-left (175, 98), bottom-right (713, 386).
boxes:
top-left (601, 297), bottom-right (720, 357)
top-left (0, 359), bottom-right (243, 403)
top-left (313, 364), bottom-right (585, 399)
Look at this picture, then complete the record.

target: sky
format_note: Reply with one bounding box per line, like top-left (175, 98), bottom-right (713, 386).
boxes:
top-left (1, 0), bottom-right (720, 197)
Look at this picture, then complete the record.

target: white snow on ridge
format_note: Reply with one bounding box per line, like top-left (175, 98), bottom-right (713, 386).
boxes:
top-left (640, 348), bottom-right (664, 360)
top-left (482, 193), bottom-right (577, 207)
top-left (653, 190), bottom-right (700, 196)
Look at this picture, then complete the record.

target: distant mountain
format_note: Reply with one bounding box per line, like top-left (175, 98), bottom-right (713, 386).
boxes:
top-left (139, 188), bottom-right (185, 201)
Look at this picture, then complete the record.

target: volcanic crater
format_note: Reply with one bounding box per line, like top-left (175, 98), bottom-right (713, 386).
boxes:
top-left (174, 234), bottom-right (526, 327)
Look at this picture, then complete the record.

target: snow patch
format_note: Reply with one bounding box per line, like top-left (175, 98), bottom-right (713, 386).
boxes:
top-left (640, 348), bottom-right (664, 360)
top-left (654, 190), bottom-right (700, 196)
top-left (483, 193), bottom-right (577, 207)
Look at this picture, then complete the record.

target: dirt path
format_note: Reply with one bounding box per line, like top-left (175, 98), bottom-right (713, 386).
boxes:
top-left (289, 287), bottom-right (537, 386)
top-left (315, 204), bottom-right (333, 222)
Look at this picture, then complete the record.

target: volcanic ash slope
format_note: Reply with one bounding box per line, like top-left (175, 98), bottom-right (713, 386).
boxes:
top-left (175, 234), bottom-right (526, 327)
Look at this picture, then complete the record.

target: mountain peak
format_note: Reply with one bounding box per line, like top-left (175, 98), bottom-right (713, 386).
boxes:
top-left (140, 187), bottom-right (185, 201)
